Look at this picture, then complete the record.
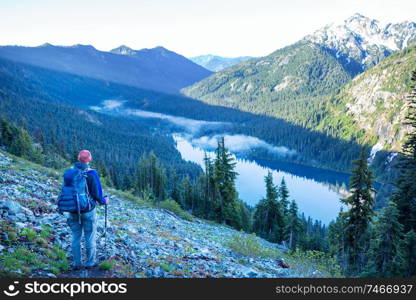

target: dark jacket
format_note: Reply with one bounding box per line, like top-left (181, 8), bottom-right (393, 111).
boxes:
top-left (74, 162), bottom-right (106, 209)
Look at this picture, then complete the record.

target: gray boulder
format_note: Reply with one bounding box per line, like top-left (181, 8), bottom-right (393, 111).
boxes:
top-left (0, 200), bottom-right (22, 215)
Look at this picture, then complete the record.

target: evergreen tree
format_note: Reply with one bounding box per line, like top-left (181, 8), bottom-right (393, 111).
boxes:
top-left (170, 169), bottom-right (183, 207)
top-left (391, 70), bottom-right (416, 234)
top-left (134, 152), bottom-right (167, 202)
top-left (201, 153), bottom-right (217, 219)
top-left (253, 172), bottom-right (285, 242)
top-left (287, 200), bottom-right (302, 249)
top-left (341, 150), bottom-right (375, 275)
top-left (182, 176), bottom-right (194, 210)
top-left (9, 127), bottom-right (34, 159)
top-left (402, 230), bottom-right (416, 277)
top-left (279, 177), bottom-right (290, 216)
top-left (213, 137), bottom-right (240, 228)
top-left (0, 117), bottom-right (14, 147)
top-left (365, 201), bottom-right (405, 277)
top-left (238, 200), bottom-right (251, 232)
top-left (327, 208), bottom-right (346, 264)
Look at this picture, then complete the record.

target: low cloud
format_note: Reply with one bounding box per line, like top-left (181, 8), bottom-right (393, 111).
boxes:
top-left (90, 99), bottom-right (125, 111)
top-left (124, 109), bottom-right (227, 133)
top-left (191, 134), bottom-right (296, 157)
top-left (90, 100), bottom-right (227, 133)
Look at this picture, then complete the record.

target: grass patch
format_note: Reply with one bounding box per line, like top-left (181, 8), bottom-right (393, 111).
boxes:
top-left (157, 230), bottom-right (182, 242)
top-left (226, 233), bottom-right (281, 258)
top-left (40, 225), bottom-right (53, 239)
top-left (158, 199), bottom-right (194, 222)
top-left (0, 243), bottom-right (68, 277)
top-left (99, 260), bottom-right (114, 270)
top-left (107, 188), bottom-right (149, 207)
top-left (159, 262), bottom-right (174, 273)
top-left (285, 249), bottom-right (342, 278)
top-left (21, 228), bottom-right (36, 242)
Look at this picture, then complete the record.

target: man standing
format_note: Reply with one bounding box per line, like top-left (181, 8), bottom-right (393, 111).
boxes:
top-left (63, 150), bottom-right (109, 270)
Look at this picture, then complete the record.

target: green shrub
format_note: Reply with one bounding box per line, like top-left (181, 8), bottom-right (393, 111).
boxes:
top-left (35, 237), bottom-right (48, 247)
top-left (99, 260), bottom-right (114, 270)
top-left (0, 246), bottom-right (46, 277)
top-left (21, 228), bottom-right (36, 242)
top-left (158, 199), bottom-right (194, 222)
top-left (40, 225), bottom-right (53, 239)
top-left (107, 188), bottom-right (148, 207)
top-left (226, 233), bottom-right (280, 258)
top-left (287, 248), bottom-right (342, 278)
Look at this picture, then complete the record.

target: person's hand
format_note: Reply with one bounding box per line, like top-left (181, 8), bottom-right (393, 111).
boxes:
top-left (104, 196), bottom-right (110, 205)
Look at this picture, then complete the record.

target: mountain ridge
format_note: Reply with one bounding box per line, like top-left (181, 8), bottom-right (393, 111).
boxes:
top-left (0, 43), bottom-right (212, 94)
top-left (190, 55), bottom-right (254, 72)
top-left (304, 13), bottom-right (416, 73)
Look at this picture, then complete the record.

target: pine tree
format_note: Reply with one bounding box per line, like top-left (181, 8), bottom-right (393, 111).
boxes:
top-left (391, 70), bottom-right (416, 234)
top-left (253, 172), bottom-right (285, 242)
top-left (213, 137), bottom-right (240, 228)
top-left (402, 230), bottom-right (416, 277)
top-left (327, 208), bottom-right (346, 265)
top-left (278, 177), bottom-right (290, 215)
top-left (341, 150), bottom-right (375, 275)
top-left (238, 200), bottom-right (251, 232)
top-left (365, 201), bottom-right (405, 277)
top-left (134, 152), bottom-right (167, 202)
top-left (9, 127), bottom-right (35, 159)
top-left (170, 169), bottom-right (183, 207)
top-left (286, 200), bottom-right (302, 249)
top-left (182, 176), bottom-right (194, 210)
top-left (0, 118), bottom-right (14, 147)
top-left (202, 153), bottom-right (217, 219)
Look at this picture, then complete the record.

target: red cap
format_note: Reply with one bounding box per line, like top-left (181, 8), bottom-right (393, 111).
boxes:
top-left (78, 150), bottom-right (92, 164)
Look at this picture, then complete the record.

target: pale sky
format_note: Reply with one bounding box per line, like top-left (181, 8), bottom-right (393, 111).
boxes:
top-left (1, 0), bottom-right (415, 57)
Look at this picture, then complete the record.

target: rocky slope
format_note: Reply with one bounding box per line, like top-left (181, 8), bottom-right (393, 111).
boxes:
top-left (0, 151), bottom-right (330, 278)
top-left (318, 44), bottom-right (416, 152)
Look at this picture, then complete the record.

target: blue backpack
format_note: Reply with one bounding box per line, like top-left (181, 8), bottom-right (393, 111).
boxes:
top-left (58, 167), bottom-right (95, 221)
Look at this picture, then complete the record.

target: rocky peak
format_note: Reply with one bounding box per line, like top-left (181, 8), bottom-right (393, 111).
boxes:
top-left (110, 45), bottom-right (136, 56)
top-left (304, 13), bottom-right (416, 72)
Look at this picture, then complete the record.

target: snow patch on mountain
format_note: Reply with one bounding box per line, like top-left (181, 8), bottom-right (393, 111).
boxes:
top-left (304, 13), bottom-right (416, 71)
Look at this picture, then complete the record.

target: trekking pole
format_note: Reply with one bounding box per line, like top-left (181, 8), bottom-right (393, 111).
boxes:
top-left (104, 203), bottom-right (108, 255)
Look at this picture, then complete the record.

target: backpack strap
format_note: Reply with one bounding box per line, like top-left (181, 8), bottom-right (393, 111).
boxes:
top-left (83, 168), bottom-right (91, 198)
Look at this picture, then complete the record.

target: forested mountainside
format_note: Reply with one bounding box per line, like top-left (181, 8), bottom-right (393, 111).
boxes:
top-left (317, 44), bottom-right (416, 152)
top-left (190, 55), bottom-right (254, 72)
top-left (0, 56), bottom-right (202, 188)
top-left (0, 43), bottom-right (211, 94)
top-left (183, 41), bottom-right (352, 130)
top-left (304, 13), bottom-right (416, 74)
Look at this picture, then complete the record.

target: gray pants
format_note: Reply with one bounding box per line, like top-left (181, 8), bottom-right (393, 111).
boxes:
top-left (67, 209), bottom-right (97, 268)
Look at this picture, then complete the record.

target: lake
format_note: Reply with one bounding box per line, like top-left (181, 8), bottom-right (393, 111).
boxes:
top-left (174, 134), bottom-right (350, 224)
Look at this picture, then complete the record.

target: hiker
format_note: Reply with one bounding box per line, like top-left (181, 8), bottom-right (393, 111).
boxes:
top-left (58, 150), bottom-right (109, 270)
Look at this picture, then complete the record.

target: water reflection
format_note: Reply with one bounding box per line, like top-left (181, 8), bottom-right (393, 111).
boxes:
top-left (174, 134), bottom-right (349, 224)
